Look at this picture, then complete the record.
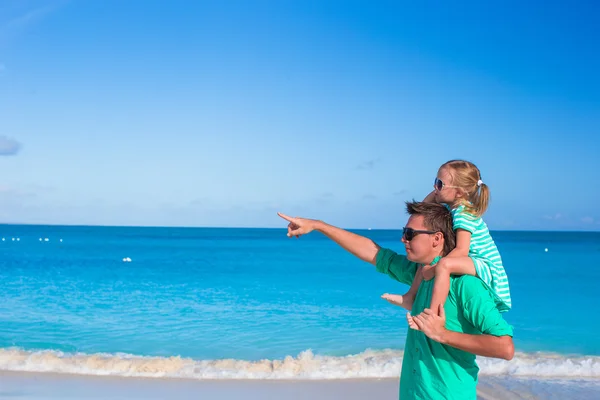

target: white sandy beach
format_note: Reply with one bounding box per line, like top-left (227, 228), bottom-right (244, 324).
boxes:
top-left (4, 371), bottom-right (597, 400)
top-left (1, 372), bottom-right (396, 400)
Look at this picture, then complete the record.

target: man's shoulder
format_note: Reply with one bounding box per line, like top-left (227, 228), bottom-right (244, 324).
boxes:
top-left (452, 274), bottom-right (487, 288)
top-left (377, 248), bottom-right (414, 264)
top-left (451, 275), bottom-right (491, 298)
top-left (375, 248), bottom-right (419, 285)
top-left (450, 275), bottom-right (503, 326)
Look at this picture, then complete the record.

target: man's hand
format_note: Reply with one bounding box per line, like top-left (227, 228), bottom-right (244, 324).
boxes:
top-left (277, 213), bottom-right (319, 238)
top-left (406, 312), bottom-right (419, 330)
top-left (412, 304), bottom-right (447, 343)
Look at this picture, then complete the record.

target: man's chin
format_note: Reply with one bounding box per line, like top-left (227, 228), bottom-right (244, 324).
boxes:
top-left (406, 252), bottom-right (424, 264)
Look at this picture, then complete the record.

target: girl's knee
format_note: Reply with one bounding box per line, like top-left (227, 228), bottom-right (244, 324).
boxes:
top-left (435, 258), bottom-right (451, 275)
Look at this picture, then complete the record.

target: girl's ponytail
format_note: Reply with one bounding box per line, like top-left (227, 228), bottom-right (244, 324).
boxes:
top-left (467, 181), bottom-right (490, 217)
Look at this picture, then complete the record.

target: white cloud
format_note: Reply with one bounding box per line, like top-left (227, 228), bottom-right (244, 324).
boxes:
top-left (0, 136), bottom-right (21, 156)
top-left (542, 213), bottom-right (562, 220)
top-left (5, 5), bottom-right (55, 30)
top-left (356, 158), bottom-right (381, 170)
top-left (581, 216), bottom-right (594, 224)
top-left (1, 2), bottom-right (67, 45)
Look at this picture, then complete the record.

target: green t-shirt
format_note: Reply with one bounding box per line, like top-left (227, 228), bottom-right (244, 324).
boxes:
top-left (376, 248), bottom-right (514, 400)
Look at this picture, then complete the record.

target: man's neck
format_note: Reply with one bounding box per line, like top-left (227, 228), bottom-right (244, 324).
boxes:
top-left (426, 252), bottom-right (443, 265)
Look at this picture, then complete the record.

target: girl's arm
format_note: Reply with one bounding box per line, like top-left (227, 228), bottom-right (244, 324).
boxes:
top-left (423, 190), bottom-right (436, 203)
top-left (445, 229), bottom-right (471, 258)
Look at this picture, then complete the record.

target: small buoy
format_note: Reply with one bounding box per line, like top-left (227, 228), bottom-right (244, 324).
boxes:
top-left (1, 238), bottom-right (4, 241)
top-left (11, 238), bottom-right (15, 241)
top-left (544, 248), bottom-right (548, 252)
top-left (16, 238), bottom-right (20, 241)
top-left (44, 238), bottom-right (49, 242)
top-left (39, 238), bottom-right (42, 241)
top-left (60, 239), bottom-right (63, 242)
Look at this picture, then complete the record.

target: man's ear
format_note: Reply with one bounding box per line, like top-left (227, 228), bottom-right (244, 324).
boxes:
top-left (434, 231), bottom-right (444, 248)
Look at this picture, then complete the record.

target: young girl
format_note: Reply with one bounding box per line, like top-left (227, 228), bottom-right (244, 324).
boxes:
top-left (382, 160), bottom-right (511, 320)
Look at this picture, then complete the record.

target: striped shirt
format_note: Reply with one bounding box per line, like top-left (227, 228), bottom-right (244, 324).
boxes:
top-left (451, 205), bottom-right (512, 311)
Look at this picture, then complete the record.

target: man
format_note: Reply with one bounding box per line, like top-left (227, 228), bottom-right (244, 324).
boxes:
top-left (278, 201), bottom-right (514, 400)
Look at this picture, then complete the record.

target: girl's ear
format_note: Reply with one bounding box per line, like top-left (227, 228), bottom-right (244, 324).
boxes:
top-left (455, 187), bottom-right (466, 199)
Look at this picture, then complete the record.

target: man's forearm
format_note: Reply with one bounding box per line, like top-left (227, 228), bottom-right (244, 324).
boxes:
top-left (440, 330), bottom-right (514, 360)
top-left (314, 221), bottom-right (380, 265)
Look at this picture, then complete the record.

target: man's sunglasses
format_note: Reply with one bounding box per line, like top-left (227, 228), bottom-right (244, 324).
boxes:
top-left (434, 177), bottom-right (461, 191)
top-left (402, 227), bottom-right (439, 241)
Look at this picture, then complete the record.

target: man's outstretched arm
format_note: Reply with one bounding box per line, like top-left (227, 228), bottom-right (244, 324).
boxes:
top-left (277, 213), bottom-right (380, 265)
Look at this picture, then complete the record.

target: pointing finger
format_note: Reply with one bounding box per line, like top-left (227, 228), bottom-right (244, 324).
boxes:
top-left (277, 212), bottom-right (296, 223)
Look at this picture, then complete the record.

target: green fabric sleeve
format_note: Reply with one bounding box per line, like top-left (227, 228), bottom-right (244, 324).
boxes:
top-left (375, 248), bottom-right (418, 286)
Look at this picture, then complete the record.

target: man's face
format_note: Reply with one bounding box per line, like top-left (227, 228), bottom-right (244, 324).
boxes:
top-left (401, 215), bottom-right (440, 263)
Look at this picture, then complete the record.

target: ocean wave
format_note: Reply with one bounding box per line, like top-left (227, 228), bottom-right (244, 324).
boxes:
top-left (0, 347), bottom-right (598, 380)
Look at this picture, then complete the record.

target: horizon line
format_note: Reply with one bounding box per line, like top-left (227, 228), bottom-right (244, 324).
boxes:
top-left (0, 222), bottom-right (598, 233)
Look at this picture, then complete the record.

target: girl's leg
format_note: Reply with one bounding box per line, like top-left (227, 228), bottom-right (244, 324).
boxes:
top-left (429, 256), bottom-right (476, 312)
top-left (381, 266), bottom-right (424, 311)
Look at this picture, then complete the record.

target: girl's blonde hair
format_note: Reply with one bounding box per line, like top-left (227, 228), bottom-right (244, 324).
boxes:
top-left (441, 159), bottom-right (490, 217)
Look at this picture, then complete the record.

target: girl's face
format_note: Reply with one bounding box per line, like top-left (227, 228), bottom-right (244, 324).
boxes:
top-left (433, 167), bottom-right (463, 205)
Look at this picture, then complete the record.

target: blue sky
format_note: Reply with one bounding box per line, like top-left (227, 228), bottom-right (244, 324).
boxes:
top-left (1, 0), bottom-right (599, 230)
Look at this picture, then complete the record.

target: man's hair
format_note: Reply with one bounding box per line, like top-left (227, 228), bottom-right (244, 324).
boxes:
top-left (405, 201), bottom-right (456, 256)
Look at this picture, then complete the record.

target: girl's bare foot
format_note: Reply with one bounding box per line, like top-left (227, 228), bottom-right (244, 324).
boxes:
top-left (406, 313), bottom-right (420, 330)
top-left (381, 293), bottom-right (414, 311)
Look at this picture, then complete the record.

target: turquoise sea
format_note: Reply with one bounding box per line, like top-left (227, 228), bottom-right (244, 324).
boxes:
top-left (1, 225), bottom-right (599, 390)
